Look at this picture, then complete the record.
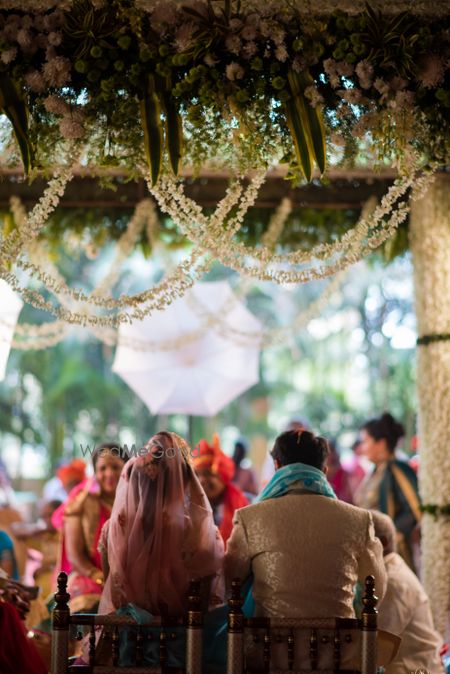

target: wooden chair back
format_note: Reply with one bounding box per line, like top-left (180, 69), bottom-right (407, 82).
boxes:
top-left (226, 575), bottom-right (379, 674)
top-left (51, 572), bottom-right (203, 674)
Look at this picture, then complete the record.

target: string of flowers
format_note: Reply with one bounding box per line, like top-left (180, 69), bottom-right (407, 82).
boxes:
top-left (181, 196), bottom-right (346, 345)
top-left (1, 269), bottom-right (346, 351)
top-left (0, 172), bottom-right (264, 326)
top-left (15, 170), bottom-right (263, 312)
top-left (92, 199), bottom-right (158, 298)
top-left (12, 326), bottom-right (69, 350)
top-left (1, 195), bottom-right (345, 350)
top-left (3, 317), bottom-right (65, 337)
top-left (0, 251), bottom-right (210, 327)
top-left (0, 148), bottom-right (76, 267)
top-left (186, 270), bottom-right (347, 348)
top-left (151, 158), bottom-right (436, 286)
top-left (259, 196), bottom-right (292, 251)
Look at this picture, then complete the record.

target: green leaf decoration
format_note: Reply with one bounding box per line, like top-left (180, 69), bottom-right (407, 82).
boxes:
top-left (284, 98), bottom-right (312, 182)
top-left (288, 71), bottom-right (327, 175)
top-left (160, 79), bottom-right (183, 177)
top-left (284, 69), bottom-right (327, 180)
top-left (0, 74), bottom-right (34, 175)
top-left (140, 74), bottom-right (163, 186)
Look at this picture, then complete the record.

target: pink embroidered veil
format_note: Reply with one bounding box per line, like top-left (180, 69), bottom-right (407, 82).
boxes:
top-left (98, 432), bottom-right (224, 616)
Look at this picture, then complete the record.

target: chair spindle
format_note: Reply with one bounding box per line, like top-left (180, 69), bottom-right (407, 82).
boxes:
top-left (136, 626), bottom-right (144, 666)
top-left (111, 625), bottom-right (120, 666)
top-left (51, 572), bottom-right (71, 674)
top-left (186, 579), bottom-right (203, 674)
top-left (227, 578), bottom-right (245, 674)
top-left (88, 624), bottom-right (96, 666)
top-left (309, 628), bottom-right (318, 668)
top-left (361, 575), bottom-right (378, 674)
top-left (333, 629), bottom-right (341, 669)
top-left (287, 629), bottom-right (295, 671)
top-left (263, 629), bottom-right (271, 672)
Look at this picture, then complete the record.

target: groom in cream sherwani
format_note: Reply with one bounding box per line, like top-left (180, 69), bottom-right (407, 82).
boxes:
top-left (225, 430), bottom-right (391, 667)
top-left (225, 429), bottom-right (387, 619)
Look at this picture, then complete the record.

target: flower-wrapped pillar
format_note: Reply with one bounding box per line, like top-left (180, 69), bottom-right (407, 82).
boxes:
top-left (410, 174), bottom-right (450, 639)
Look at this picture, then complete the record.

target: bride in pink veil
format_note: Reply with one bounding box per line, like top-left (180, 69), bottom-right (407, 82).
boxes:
top-left (98, 431), bottom-right (225, 617)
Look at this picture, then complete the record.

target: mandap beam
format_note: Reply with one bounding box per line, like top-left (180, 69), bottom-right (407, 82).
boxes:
top-left (410, 174), bottom-right (450, 640)
top-left (0, 166), bottom-right (396, 210)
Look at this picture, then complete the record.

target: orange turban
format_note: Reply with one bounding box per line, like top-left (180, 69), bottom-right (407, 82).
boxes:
top-left (193, 434), bottom-right (235, 485)
top-left (57, 459), bottom-right (86, 488)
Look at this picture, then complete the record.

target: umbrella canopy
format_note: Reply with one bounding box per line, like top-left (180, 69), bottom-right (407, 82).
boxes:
top-left (0, 280), bottom-right (23, 381)
top-left (112, 281), bottom-right (262, 416)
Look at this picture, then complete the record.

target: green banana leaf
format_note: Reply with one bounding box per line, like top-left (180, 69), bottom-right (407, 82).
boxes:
top-left (0, 74), bottom-right (34, 175)
top-left (284, 99), bottom-right (313, 181)
top-left (161, 92), bottom-right (183, 177)
top-left (140, 74), bottom-right (163, 186)
top-left (286, 70), bottom-right (327, 177)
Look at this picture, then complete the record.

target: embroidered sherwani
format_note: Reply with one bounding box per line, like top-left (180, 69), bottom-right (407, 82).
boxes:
top-left (225, 492), bottom-right (386, 618)
top-left (225, 492), bottom-right (390, 668)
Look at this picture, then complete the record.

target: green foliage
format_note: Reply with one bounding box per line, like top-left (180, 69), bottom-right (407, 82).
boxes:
top-left (0, 2), bottom-right (448, 175)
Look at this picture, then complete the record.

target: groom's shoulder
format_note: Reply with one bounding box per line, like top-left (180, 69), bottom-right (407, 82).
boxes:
top-left (234, 495), bottom-right (371, 525)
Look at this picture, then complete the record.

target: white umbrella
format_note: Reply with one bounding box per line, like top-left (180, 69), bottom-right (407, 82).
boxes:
top-left (112, 281), bottom-right (262, 416)
top-left (0, 280), bottom-right (23, 381)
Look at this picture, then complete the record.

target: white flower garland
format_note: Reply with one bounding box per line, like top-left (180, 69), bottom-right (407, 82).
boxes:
top-left (92, 199), bottom-right (158, 298)
top-left (2, 198), bottom-right (345, 350)
top-left (2, 271), bottom-right (346, 351)
top-left (186, 270), bottom-right (346, 348)
top-left (0, 172), bottom-right (264, 326)
top-left (0, 149), bottom-right (435, 330)
top-left (150, 156), bottom-right (436, 286)
top-left (0, 153), bottom-right (75, 266)
top-left (410, 174), bottom-right (450, 638)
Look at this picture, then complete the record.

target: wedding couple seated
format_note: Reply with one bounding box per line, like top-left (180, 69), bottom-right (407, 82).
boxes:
top-left (59, 429), bottom-right (399, 672)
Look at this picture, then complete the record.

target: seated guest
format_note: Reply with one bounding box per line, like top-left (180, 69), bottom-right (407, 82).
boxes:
top-left (0, 529), bottom-right (19, 580)
top-left (232, 439), bottom-right (258, 497)
top-left (371, 511), bottom-right (444, 673)
top-left (193, 434), bottom-right (248, 543)
top-left (12, 499), bottom-right (61, 600)
top-left (52, 444), bottom-right (127, 613)
top-left (56, 459), bottom-right (87, 497)
top-left (85, 432), bottom-right (223, 667)
top-left (225, 429), bottom-right (387, 619)
top-left (0, 580), bottom-right (47, 674)
top-left (43, 459), bottom-right (86, 503)
top-left (12, 500), bottom-right (62, 629)
top-left (0, 497), bottom-right (27, 580)
top-left (354, 412), bottom-right (421, 571)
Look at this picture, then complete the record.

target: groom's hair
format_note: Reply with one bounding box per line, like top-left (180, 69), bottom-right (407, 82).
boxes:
top-left (271, 430), bottom-right (329, 470)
